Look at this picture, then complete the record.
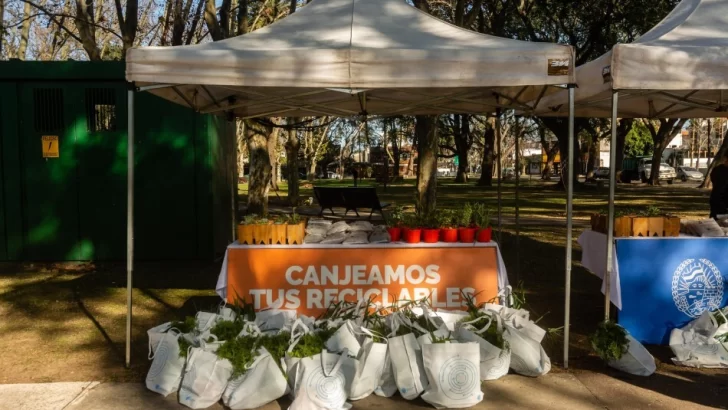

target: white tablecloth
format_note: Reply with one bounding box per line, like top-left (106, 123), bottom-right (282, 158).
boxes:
top-left (215, 242), bottom-right (510, 300)
top-left (577, 230), bottom-right (623, 309)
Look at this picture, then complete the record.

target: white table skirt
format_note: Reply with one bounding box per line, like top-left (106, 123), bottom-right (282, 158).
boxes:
top-left (577, 230), bottom-right (623, 309)
top-left (216, 242), bottom-right (510, 300)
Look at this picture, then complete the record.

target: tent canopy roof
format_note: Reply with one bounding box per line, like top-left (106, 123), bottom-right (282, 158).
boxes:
top-left (534, 0), bottom-right (728, 119)
top-left (126, 0), bottom-right (574, 117)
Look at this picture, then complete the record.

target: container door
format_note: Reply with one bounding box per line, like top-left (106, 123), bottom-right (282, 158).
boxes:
top-left (76, 85), bottom-right (127, 260)
top-left (18, 84), bottom-right (81, 260)
top-left (0, 95), bottom-right (6, 260)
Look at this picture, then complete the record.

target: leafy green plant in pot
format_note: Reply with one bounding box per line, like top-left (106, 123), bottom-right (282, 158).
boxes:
top-left (437, 209), bottom-right (458, 243)
top-left (458, 203), bottom-right (477, 243)
top-left (421, 212), bottom-right (441, 243)
top-left (472, 203), bottom-right (492, 242)
top-left (589, 320), bottom-right (630, 364)
top-left (386, 206), bottom-right (405, 242)
top-left (401, 213), bottom-right (422, 244)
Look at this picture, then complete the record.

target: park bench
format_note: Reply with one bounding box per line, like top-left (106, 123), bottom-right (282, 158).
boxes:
top-left (313, 186), bottom-right (390, 221)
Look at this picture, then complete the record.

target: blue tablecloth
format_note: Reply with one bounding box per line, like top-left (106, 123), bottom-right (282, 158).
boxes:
top-left (616, 237), bottom-right (728, 345)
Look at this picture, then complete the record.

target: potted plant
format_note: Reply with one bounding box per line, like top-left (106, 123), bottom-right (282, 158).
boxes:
top-left (270, 214), bottom-right (288, 245)
top-left (472, 203), bottom-right (492, 242)
top-left (386, 206), bottom-right (405, 242)
top-left (458, 202), bottom-right (476, 243)
top-left (238, 214), bottom-right (258, 245)
top-left (286, 213), bottom-right (306, 244)
top-left (402, 214), bottom-right (422, 244)
top-left (437, 209), bottom-right (458, 243)
top-left (421, 213), bottom-right (440, 243)
top-left (252, 216), bottom-right (272, 245)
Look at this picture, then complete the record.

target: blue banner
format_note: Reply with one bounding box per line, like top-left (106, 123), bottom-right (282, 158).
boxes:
top-left (616, 238), bottom-right (728, 345)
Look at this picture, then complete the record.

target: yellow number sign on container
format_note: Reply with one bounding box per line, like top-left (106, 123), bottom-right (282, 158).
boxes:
top-left (42, 135), bottom-right (59, 158)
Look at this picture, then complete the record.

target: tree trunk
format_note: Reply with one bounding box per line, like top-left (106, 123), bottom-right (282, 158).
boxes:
top-left (246, 120), bottom-right (274, 216)
top-left (415, 115), bottom-right (438, 216)
top-left (615, 119), bottom-right (632, 175)
top-left (557, 127), bottom-right (581, 187)
top-left (285, 119), bottom-right (301, 204)
top-left (308, 160), bottom-right (317, 181)
top-left (477, 127), bottom-right (495, 186)
top-left (74, 0), bottom-right (102, 60)
top-left (648, 140), bottom-right (667, 186)
top-left (700, 128), bottom-right (728, 189)
top-left (0, 0), bottom-right (4, 58)
top-left (454, 114), bottom-right (470, 183)
top-left (646, 119), bottom-right (687, 186)
top-left (268, 126), bottom-right (279, 191)
top-left (586, 135), bottom-right (599, 179)
top-left (392, 130), bottom-right (400, 179)
top-left (17, 1), bottom-right (34, 60)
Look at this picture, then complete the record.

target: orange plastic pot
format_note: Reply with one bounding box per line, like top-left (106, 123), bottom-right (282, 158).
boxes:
top-left (441, 228), bottom-right (458, 243)
top-left (387, 227), bottom-right (402, 242)
top-left (422, 229), bottom-right (440, 243)
top-left (402, 228), bottom-right (422, 244)
top-left (476, 227), bottom-right (492, 242)
top-left (459, 227), bottom-right (477, 243)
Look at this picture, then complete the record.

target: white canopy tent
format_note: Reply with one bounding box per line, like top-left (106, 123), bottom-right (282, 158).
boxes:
top-left (529, 0), bottom-right (728, 366)
top-left (125, 0), bottom-right (577, 368)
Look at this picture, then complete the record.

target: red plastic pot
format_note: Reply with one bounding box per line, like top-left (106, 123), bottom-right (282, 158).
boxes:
top-left (402, 228), bottom-right (422, 244)
top-left (459, 227), bottom-right (477, 243)
top-left (441, 228), bottom-right (458, 243)
top-left (387, 227), bottom-right (402, 242)
top-left (422, 229), bottom-right (440, 243)
top-left (476, 227), bottom-right (492, 242)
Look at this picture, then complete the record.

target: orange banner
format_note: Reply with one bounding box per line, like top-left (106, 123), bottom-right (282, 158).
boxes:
top-left (226, 246), bottom-right (500, 316)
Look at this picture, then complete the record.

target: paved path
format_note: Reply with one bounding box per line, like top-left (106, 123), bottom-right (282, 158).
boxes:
top-left (1, 370), bottom-right (720, 410)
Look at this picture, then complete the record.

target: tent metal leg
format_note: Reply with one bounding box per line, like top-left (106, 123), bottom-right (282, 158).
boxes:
top-left (605, 91), bottom-right (619, 321)
top-left (126, 89), bottom-right (135, 369)
top-left (495, 108), bottom-right (502, 244)
top-left (564, 86), bottom-right (575, 369)
top-left (514, 115), bottom-right (520, 283)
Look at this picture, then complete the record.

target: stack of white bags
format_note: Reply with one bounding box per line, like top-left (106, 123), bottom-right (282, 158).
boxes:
top-left (303, 219), bottom-right (390, 244)
top-left (146, 299), bottom-right (552, 409)
top-left (670, 308), bottom-right (728, 369)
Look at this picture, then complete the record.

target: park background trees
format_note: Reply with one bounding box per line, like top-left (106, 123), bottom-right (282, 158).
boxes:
top-left (4, 0), bottom-right (722, 214)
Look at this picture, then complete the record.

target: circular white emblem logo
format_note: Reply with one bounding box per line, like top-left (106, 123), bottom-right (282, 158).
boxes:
top-left (672, 259), bottom-right (724, 318)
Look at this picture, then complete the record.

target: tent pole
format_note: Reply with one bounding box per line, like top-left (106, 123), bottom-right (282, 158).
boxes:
top-left (605, 91), bottom-right (619, 321)
top-left (495, 108), bottom-right (502, 243)
top-left (514, 113), bottom-right (520, 283)
top-left (126, 88), bottom-right (135, 369)
top-left (564, 86), bottom-right (575, 369)
top-left (231, 120), bottom-right (237, 243)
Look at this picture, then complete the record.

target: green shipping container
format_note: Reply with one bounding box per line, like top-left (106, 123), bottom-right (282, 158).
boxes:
top-left (0, 61), bottom-right (235, 261)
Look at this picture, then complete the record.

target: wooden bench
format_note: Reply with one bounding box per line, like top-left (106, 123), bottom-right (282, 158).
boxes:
top-left (313, 187), bottom-right (390, 220)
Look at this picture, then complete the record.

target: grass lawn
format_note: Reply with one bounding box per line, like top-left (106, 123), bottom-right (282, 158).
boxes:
top-left (0, 177), bottom-right (722, 384)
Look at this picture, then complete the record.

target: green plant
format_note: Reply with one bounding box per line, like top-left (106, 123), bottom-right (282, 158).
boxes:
top-left (435, 209), bottom-right (456, 228)
top-left (457, 311), bottom-right (507, 350)
top-left (589, 320), bottom-right (629, 362)
top-left (242, 214), bottom-right (259, 225)
top-left (257, 332), bottom-right (291, 373)
top-left (288, 213), bottom-right (302, 225)
top-left (386, 206), bottom-right (405, 227)
top-left (178, 337), bottom-right (193, 358)
top-left (210, 320), bottom-right (245, 341)
top-left (420, 212), bottom-right (439, 229)
top-left (289, 332), bottom-right (328, 358)
top-left (641, 206), bottom-right (662, 217)
top-left (401, 213), bottom-right (420, 229)
top-left (216, 335), bottom-right (259, 378)
top-left (472, 203), bottom-right (491, 228)
top-left (273, 214), bottom-right (288, 224)
top-left (171, 316), bottom-right (197, 334)
top-left (458, 203), bottom-right (474, 227)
